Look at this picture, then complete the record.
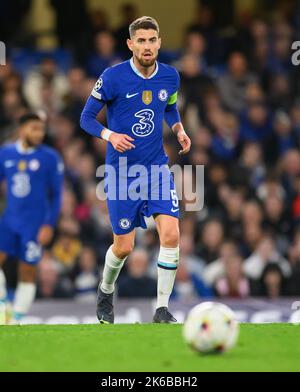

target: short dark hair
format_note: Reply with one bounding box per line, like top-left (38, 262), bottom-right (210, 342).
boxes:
top-left (129, 16), bottom-right (159, 38)
top-left (18, 113), bottom-right (43, 126)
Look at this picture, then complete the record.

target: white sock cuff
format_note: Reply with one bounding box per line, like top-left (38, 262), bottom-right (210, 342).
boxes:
top-left (107, 245), bottom-right (127, 267)
top-left (13, 282), bottom-right (36, 315)
top-left (158, 246), bottom-right (179, 268)
top-left (0, 269), bottom-right (7, 301)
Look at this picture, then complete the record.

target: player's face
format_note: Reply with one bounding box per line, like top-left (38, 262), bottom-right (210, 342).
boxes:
top-left (21, 120), bottom-right (46, 147)
top-left (127, 29), bottom-right (161, 67)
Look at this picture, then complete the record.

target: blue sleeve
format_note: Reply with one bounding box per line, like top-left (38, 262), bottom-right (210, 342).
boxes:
top-left (80, 67), bottom-right (116, 138)
top-left (44, 152), bottom-right (64, 227)
top-left (164, 102), bottom-right (181, 129)
top-left (80, 96), bottom-right (106, 138)
top-left (164, 68), bottom-right (181, 128)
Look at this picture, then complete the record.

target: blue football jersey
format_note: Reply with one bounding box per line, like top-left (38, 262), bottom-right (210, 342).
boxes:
top-left (91, 58), bottom-right (180, 167)
top-left (0, 141), bottom-right (64, 231)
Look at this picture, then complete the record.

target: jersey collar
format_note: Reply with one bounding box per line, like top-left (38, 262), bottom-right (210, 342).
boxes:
top-left (130, 57), bottom-right (159, 79)
top-left (16, 140), bottom-right (37, 155)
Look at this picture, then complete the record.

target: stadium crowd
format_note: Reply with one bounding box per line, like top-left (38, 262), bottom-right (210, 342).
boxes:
top-left (1, 1), bottom-right (300, 301)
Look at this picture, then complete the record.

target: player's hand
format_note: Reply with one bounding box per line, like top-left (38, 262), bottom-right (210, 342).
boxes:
top-left (177, 130), bottom-right (191, 155)
top-left (109, 133), bottom-right (135, 153)
top-left (38, 225), bottom-right (54, 246)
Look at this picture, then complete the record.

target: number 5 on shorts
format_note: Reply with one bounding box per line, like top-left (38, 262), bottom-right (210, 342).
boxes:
top-left (171, 189), bottom-right (179, 208)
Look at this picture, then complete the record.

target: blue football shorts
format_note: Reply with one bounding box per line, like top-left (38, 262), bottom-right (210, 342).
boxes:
top-left (106, 165), bottom-right (180, 235)
top-left (0, 216), bottom-right (42, 264)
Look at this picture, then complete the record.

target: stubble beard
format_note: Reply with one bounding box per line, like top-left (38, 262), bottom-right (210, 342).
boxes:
top-left (24, 136), bottom-right (41, 148)
top-left (136, 54), bottom-right (157, 68)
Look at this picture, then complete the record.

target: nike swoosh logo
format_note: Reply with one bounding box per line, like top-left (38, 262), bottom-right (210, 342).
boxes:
top-left (126, 92), bottom-right (139, 98)
top-left (171, 208), bottom-right (179, 213)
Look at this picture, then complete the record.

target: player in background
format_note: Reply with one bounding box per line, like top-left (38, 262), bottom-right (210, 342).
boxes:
top-left (0, 113), bottom-right (64, 324)
top-left (80, 16), bottom-right (191, 324)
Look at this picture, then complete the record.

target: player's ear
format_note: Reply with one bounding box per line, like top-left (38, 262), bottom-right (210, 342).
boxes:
top-left (127, 38), bottom-right (133, 52)
top-left (158, 37), bottom-right (162, 49)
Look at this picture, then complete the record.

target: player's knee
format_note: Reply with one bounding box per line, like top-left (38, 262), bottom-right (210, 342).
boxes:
top-left (160, 229), bottom-right (179, 248)
top-left (113, 243), bottom-right (134, 259)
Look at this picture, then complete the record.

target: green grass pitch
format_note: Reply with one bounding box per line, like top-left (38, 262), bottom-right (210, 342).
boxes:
top-left (0, 324), bottom-right (299, 372)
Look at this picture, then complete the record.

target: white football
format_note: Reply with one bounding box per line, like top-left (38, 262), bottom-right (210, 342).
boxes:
top-left (183, 302), bottom-right (239, 353)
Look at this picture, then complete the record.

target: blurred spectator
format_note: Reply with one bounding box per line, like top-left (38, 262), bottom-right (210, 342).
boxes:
top-left (210, 111), bottom-right (239, 161)
top-left (186, 4), bottom-right (216, 38)
top-left (64, 67), bottom-right (88, 123)
top-left (257, 175), bottom-right (286, 201)
top-left (267, 21), bottom-right (293, 74)
top-left (291, 102), bottom-right (300, 138)
top-left (245, 82), bottom-right (266, 106)
top-left (279, 149), bottom-right (300, 202)
top-left (203, 240), bottom-right (240, 287)
top-left (192, 127), bottom-right (212, 150)
top-left (241, 222), bottom-right (264, 258)
top-left (262, 193), bottom-right (291, 253)
top-left (73, 247), bottom-right (98, 302)
top-left (51, 218), bottom-right (82, 272)
top-left (76, 153), bottom-right (97, 188)
top-left (75, 187), bottom-right (112, 259)
top-left (179, 31), bottom-right (208, 71)
top-left (178, 53), bottom-right (214, 125)
top-left (50, 0), bottom-right (91, 60)
top-left (86, 30), bottom-right (122, 78)
top-left (114, 3), bottom-right (138, 58)
top-left (0, 62), bottom-right (14, 85)
top-left (49, 115), bottom-right (76, 151)
top-left (269, 73), bottom-right (293, 111)
top-left (36, 252), bottom-right (74, 299)
top-left (196, 219), bottom-right (225, 264)
top-left (239, 101), bottom-right (272, 142)
top-left (89, 8), bottom-right (110, 33)
top-left (248, 19), bottom-right (270, 78)
top-left (185, 4), bottom-right (221, 64)
top-left (251, 263), bottom-right (290, 298)
top-left (288, 228), bottom-right (300, 295)
top-left (292, 175), bottom-right (300, 224)
top-left (1, 71), bottom-right (23, 95)
top-left (60, 189), bottom-right (77, 219)
top-left (221, 188), bottom-right (244, 241)
top-left (205, 163), bottom-right (228, 210)
top-left (218, 52), bottom-right (257, 113)
top-left (118, 249), bottom-right (156, 298)
top-left (0, 90), bottom-right (28, 140)
top-left (264, 110), bottom-right (299, 164)
top-left (214, 254), bottom-right (250, 298)
top-left (244, 235), bottom-right (291, 280)
top-left (23, 57), bottom-right (69, 113)
top-left (230, 142), bottom-right (266, 189)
